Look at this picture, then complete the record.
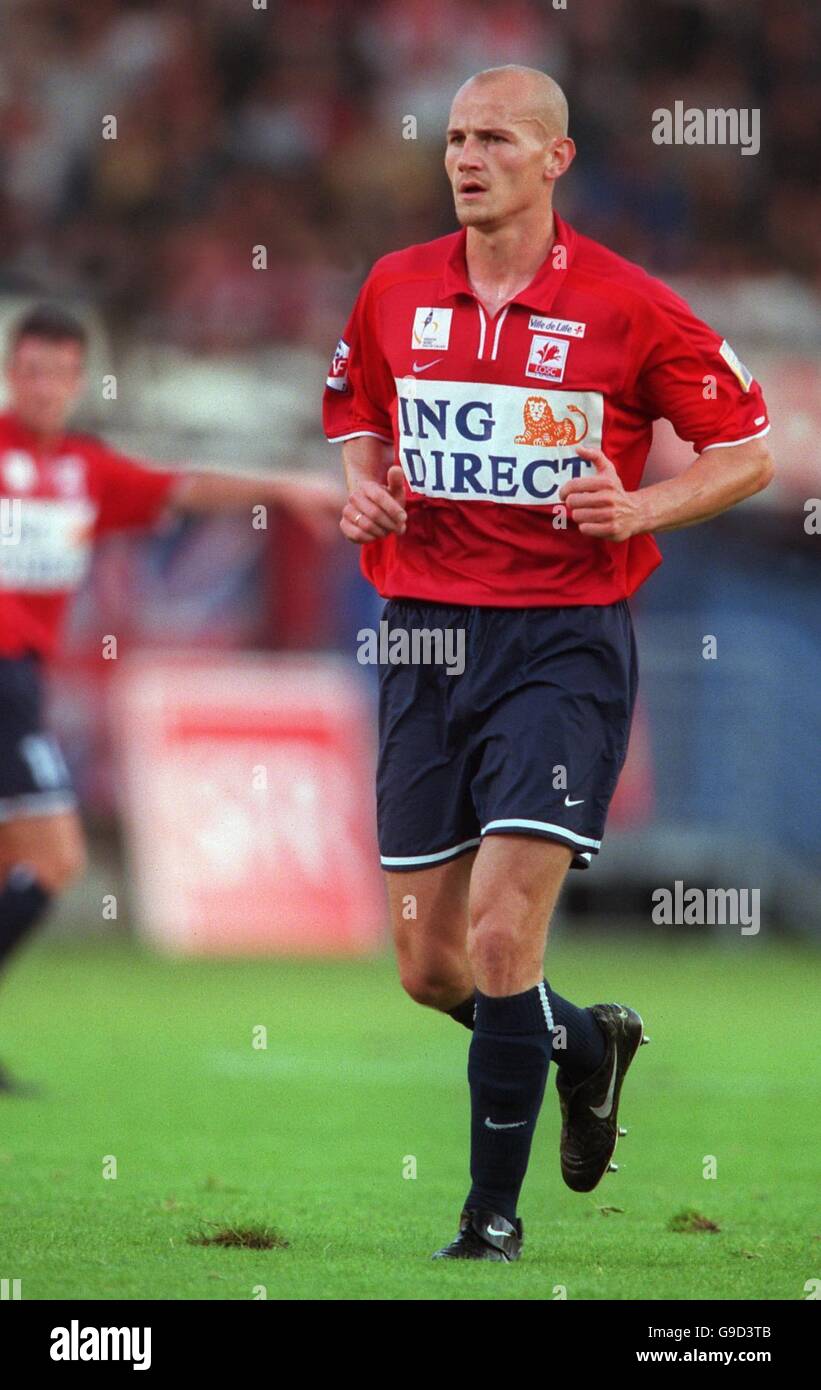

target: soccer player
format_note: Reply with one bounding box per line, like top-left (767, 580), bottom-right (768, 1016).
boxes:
top-left (0, 305), bottom-right (342, 1093)
top-left (323, 67), bottom-right (773, 1260)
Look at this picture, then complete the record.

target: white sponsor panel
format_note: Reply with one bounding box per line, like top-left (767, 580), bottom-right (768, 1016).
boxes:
top-left (50, 455), bottom-right (85, 495)
top-left (0, 498), bottom-right (97, 590)
top-left (395, 377), bottom-right (603, 505)
top-left (411, 307), bottom-right (453, 351)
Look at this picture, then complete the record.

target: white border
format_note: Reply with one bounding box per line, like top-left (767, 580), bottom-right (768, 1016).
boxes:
top-left (701, 424), bottom-right (770, 451)
top-left (476, 304), bottom-right (487, 359)
top-left (381, 836), bottom-right (481, 867)
top-left (0, 791), bottom-right (77, 823)
top-left (481, 818), bottom-right (602, 849)
top-left (326, 430), bottom-right (394, 444)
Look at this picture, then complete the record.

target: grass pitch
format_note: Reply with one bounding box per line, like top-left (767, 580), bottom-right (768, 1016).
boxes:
top-left (0, 931), bottom-right (817, 1301)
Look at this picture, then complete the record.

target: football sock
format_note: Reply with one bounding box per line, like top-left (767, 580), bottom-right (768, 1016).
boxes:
top-left (446, 994), bottom-right (476, 1030)
top-left (0, 867), bottom-right (52, 974)
top-left (464, 984), bottom-right (553, 1222)
top-left (544, 980), bottom-right (607, 1082)
top-left (448, 982), bottom-right (607, 1078)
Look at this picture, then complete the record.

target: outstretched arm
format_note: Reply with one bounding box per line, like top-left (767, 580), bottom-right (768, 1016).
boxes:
top-left (168, 469), bottom-right (345, 541)
top-left (559, 439), bottom-right (774, 542)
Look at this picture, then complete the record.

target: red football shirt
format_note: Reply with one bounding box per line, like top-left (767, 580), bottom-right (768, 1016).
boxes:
top-left (0, 412), bottom-right (177, 658)
top-left (323, 212), bottom-right (770, 607)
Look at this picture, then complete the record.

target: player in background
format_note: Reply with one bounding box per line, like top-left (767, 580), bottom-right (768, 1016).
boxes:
top-left (323, 67), bottom-right (773, 1260)
top-left (0, 305), bottom-right (342, 1093)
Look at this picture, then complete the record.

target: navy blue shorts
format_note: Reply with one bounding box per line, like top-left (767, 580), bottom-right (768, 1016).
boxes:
top-left (376, 598), bottom-right (638, 872)
top-left (0, 655), bottom-right (75, 822)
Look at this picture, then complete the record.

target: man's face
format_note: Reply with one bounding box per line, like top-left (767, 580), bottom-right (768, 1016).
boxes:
top-left (445, 83), bottom-right (554, 230)
top-left (5, 337), bottom-right (86, 437)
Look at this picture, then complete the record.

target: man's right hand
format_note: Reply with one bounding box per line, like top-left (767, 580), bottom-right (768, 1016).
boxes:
top-left (340, 464), bottom-right (408, 544)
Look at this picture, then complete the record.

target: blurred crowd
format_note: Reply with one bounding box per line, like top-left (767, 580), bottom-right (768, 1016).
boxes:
top-left (0, 0), bottom-right (817, 355)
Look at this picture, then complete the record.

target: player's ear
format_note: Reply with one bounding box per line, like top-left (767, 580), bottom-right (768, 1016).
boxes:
top-left (545, 136), bottom-right (576, 182)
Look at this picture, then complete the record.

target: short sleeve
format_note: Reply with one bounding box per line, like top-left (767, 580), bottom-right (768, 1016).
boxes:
top-left (90, 445), bottom-right (177, 534)
top-left (630, 280), bottom-right (770, 454)
top-left (322, 273), bottom-right (395, 444)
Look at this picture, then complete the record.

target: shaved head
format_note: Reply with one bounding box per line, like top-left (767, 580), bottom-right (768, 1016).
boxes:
top-left (451, 66), bottom-right (569, 142)
top-left (445, 65), bottom-right (575, 233)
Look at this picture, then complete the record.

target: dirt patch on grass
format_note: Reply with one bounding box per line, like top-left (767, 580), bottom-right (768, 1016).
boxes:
top-left (188, 1224), bottom-right (290, 1250)
top-left (668, 1208), bottom-right (720, 1234)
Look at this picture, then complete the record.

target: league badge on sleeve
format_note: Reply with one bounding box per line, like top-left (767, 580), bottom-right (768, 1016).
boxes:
top-left (719, 340), bottom-right (753, 392)
top-left (326, 338), bottom-right (350, 391)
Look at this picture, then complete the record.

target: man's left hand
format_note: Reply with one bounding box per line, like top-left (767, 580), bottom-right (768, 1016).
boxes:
top-left (559, 446), bottom-right (642, 543)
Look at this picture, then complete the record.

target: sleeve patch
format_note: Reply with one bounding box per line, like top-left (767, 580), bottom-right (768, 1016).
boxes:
top-left (326, 337), bottom-right (350, 391)
top-left (719, 339), bottom-right (753, 392)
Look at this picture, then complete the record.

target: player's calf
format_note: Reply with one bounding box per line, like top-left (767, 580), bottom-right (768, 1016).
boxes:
top-left (387, 856), bottom-right (475, 1020)
top-left (0, 811), bottom-right (87, 895)
top-left (0, 812), bottom-right (86, 974)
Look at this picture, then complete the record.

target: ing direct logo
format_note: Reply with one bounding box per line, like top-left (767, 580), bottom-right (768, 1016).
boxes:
top-left (515, 397), bottom-right (588, 447)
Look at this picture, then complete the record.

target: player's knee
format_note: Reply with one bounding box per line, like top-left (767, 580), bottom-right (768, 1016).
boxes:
top-left (399, 966), bottom-right (464, 1011)
top-left (466, 912), bottom-right (526, 988)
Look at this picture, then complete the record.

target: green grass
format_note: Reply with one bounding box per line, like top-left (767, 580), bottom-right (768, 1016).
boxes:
top-left (0, 932), bottom-right (817, 1300)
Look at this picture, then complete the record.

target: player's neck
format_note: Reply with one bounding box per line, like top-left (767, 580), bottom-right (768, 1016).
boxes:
top-left (465, 206), bottom-right (556, 319)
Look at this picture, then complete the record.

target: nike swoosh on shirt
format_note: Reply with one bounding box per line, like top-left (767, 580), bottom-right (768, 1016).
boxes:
top-left (485, 1116), bottom-right (528, 1130)
top-left (412, 358), bottom-right (443, 372)
top-left (564, 796), bottom-right (585, 807)
top-left (589, 1053), bottom-right (619, 1119)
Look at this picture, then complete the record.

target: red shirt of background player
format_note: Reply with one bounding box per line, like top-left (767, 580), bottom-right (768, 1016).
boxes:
top-left (0, 411), bottom-right (175, 659)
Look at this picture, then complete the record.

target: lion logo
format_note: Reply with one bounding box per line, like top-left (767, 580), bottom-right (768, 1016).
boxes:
top-left (514, 396), bottom-right (588, 446)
